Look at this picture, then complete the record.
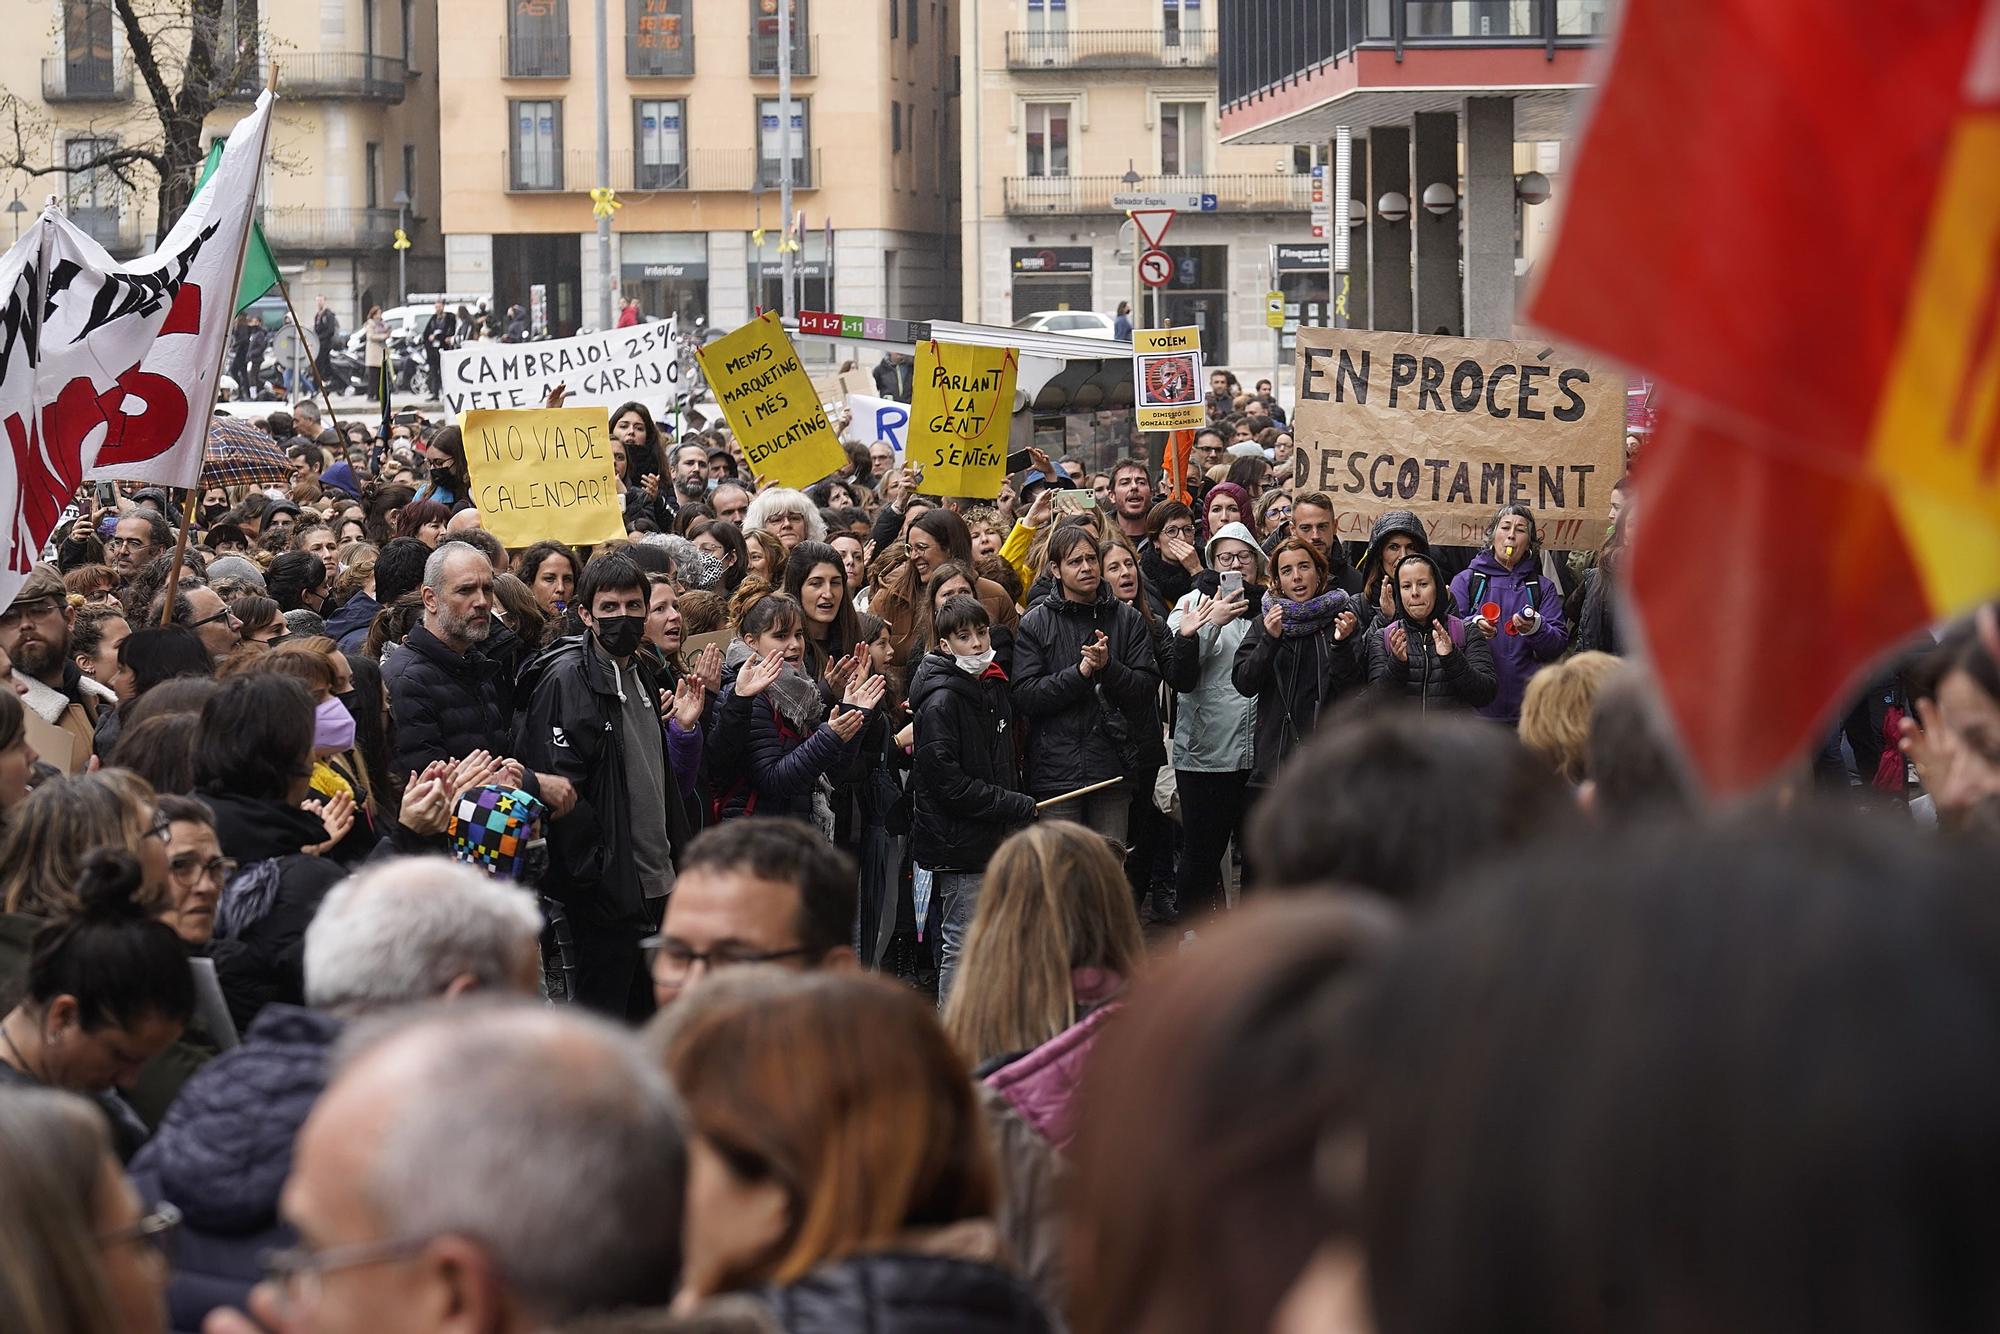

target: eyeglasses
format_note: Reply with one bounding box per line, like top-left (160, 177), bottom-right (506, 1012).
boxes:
top-left (187, 606), bottom-right (239, 630)
top-left (1211, 550), bottom-right (1254, 569)
top-left (106, 536), bottom-right (152, 552)
top-left (144, 810), bottom-right (174, 844)
top-left (170, 853), bottom-right (237, 885)
top-left (641, 937), bottom-right (813, 983)
top-left (0, 600), bottom-right (59, 627)
top-left (1159, 523), bottom-right (1196, 541)
top-left (100, 1201), bottom-right (180, 1257)
top-left (262, 1235), bottom-right (433, 1311)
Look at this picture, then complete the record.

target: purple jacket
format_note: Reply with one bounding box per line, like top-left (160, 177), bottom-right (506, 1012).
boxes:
top-left (984, 969), bottom-right (1122, 1152)
top-left (1449, 551), bottom-right (1567, 723)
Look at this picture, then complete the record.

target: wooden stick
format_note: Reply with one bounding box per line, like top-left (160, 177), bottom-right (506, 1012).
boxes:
top-left (156, 488), bottom-right (200, 627)
top-left (277, 277), bottom-right (344, 439)
top-left (1035, 776), bottom-right (1125, 812)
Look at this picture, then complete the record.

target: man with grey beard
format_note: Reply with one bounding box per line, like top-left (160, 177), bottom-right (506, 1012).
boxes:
top-left (382, 544), bottom-right (575, 814)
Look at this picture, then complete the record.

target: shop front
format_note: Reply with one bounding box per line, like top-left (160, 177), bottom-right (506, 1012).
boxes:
top-left (1272, 242), bottom-right (1332, 361)
top-left (621, 233), bottom-right (709, 326)
top-left (1009, 246), bottom-right (1093, 322)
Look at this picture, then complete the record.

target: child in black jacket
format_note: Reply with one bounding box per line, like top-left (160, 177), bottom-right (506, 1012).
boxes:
top-left (909, 595), bottom-right (1036, 1002)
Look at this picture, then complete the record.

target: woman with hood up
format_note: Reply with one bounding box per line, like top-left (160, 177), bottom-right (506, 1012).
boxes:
top-left (1449, 505), bottom-right (1568, 724)
top-left (1366, 551), bottom-right (1497, 712)
top-left (1355, 509), bottom-right (1432, 631)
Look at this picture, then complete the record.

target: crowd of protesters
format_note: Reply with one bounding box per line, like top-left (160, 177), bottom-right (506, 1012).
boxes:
top-left (2, 369), bottom-right (1998, 1334)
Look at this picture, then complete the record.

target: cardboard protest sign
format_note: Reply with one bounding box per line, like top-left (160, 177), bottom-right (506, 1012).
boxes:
top-left (838, 393), bottom-right (910, 455)
top-left (22, 709), bottom-right (81, 775)
top-left (461, 408), bottom-right (626, 548)
top-left (906, 342), bottom-right (1018, 499)
top-left (1133, 327), bottom-right (1205, 431)
top-left (441, 319), bottom-right (682, 417)
top-left (697, 312), bottom-right (849, 490)
top-left (1292, 328), bottom-right (1626, 551)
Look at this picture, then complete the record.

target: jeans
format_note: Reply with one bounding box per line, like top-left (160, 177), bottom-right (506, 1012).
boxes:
top-left (1174, 768), bottom-right (1251, 919)
top-left (932, 868), bottom-right (984, 1005)
top-left (1037, 787), bottom-right (1130, 847)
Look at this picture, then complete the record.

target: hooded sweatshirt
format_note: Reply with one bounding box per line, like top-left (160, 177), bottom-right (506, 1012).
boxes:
top-left (1167, 521), bottom-right (1263, 772)
top-left (1449, 547), bottom-right (1568, 723)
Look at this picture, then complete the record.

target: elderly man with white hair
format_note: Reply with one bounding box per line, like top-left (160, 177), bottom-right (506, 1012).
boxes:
top-left (203, 1002), bottom-right (686, 1334)
top-left (130, 858), bottom-right (546, 1333)
top-left (742, 485), bottom-right (826, 551)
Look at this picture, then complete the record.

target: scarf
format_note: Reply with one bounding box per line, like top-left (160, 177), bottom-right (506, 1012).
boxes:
top-left (1278, 589), bottom-right (1349, 638)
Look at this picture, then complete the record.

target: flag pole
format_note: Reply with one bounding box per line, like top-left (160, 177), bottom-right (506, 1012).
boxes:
top-left (159, 64), bottom-right (279, 627)
top-left (277, 276), bottom-right (344, 439)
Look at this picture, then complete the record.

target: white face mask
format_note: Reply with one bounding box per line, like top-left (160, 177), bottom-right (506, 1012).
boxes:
top-left (953, 648), bottom-right (997, 675)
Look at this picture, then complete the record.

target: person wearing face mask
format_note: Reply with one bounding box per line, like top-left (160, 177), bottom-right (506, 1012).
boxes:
top-left (1367, 552), bottom-right (1498, 713)
top-left (512, 552), bottom-right (705, 1021)
top-left (909, 595), bottom-right (1037, 1001)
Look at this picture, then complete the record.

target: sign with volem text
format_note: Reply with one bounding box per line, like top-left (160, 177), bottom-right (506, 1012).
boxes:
top-left (1132, 326), bottom-right (1205, 431)
top-left (1292, 327), bottom-right (1626, 551)
top-left (698, 312), bottom-right (850, 490)
top-left (907, 341), bottom-right (1018, 498)
top-left (440, 319), bottom-right (681, 419)
top-left (461, 407), bottom-right (626, 549)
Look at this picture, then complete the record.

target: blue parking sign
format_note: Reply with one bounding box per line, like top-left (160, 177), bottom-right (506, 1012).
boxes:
top-left (1199, 193), bottom-right (1218, 212)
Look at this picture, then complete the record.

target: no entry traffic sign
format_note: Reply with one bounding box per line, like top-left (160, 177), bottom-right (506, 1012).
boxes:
top-left (1138, 248), bottom-right (1173, 287)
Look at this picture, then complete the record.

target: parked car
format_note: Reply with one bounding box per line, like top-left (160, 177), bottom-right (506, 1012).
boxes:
top-left (1011, 310), bottom-right (1120, 338)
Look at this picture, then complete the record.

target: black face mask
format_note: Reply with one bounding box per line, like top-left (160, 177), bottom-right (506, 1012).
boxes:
top-left (593, 614), bottom-right (646, 659)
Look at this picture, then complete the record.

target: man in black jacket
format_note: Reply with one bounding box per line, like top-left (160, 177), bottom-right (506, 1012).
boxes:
top-left (311, 296), bottom-right (340, 388)
top-left (873, 350), bottom-right (913, 401)
top-left (909, 595), bottom-right (1036, 1000)
top-left (420, 300), bottom-right (456, 394)
top-left (513, 553), bottom-right (702, 1020)
top-left (1011, 525), bottom-right (1160, 843)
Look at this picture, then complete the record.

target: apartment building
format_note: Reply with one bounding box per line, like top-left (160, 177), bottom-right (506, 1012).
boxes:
top-left (433, 0), bottom-right (959, 339)
top-left (3, 0), bottom-right (446, 330)
top-left (961, 0), bottom-right (1316, 367)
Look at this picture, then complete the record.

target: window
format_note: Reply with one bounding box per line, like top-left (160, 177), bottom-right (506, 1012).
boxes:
top-left (62, 0), bottom-right (115, 95)
top-left (65, 137), bottom-right (121, 247)
top-left (756, 98), bottom-right (809, 187)
top-left (750, 0), bottom-right (809, 76)
top-left (891, 103), bottom-right (902, 153)
top-left (1159, 101), bottom-right (1206, 176)
top-left (889, 0), bottom-right (897, 39)
top-left (628, 0), bottom-right (692, 76)
top-left (362, 0), bottom-right (377, 57)
top-left (402, 144), bottom-right (418, 209)
top-left (907, 0), bottom-right (917, 43)
top-left (508, 0), bottom-right (570, 76)
top-left (1024, 101), bottom-right (1069, 178)
top-left (634, 99), bottom-right (686, 187)
top-left (402, 0), bottom-right (416, 60)
top-left (931, 108), bottom-right (941, 193)
top-left (509, 99), bottom-right (563, 189)
top-left (1026, 0), bottom-right (1067, 54)
top-left (365, 142), bottom-right (382, 208)
top-left (1162, 0), bottom-right (1203, 46)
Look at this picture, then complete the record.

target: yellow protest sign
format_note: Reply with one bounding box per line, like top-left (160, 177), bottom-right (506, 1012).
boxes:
top-left (461, 407), bottom-right (626, 549)
top-left (908, 341), bottom-right (1017, 499)
top-left (697, 312), bottom-right (848, 490)
top-left (1132, 326), bottom-right (1205, 430)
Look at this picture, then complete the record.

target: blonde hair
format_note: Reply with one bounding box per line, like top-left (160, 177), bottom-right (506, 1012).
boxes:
top-left (943, 821), bottom-right (1147, 1068)
top-left (0, 1088), bottom-right (121, 1334)
top-left (1518, 651), bottom-right (1624, 785)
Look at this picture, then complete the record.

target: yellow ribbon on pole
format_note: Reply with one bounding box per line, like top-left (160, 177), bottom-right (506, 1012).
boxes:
top-left (589, 187), bottom-right (622, 221)
top-left (391, 227), bottom-right (411, 251)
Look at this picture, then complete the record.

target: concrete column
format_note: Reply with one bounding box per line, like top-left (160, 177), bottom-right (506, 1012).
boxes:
top-left (1463, 96), bottom-right (1516, 338)
top-left (1365, 125), bottom-right (1411, 332)
top-left (1411, 109), bottom-right (1461, 335)
top-left (1341, 133), bottom-right (1370, 330)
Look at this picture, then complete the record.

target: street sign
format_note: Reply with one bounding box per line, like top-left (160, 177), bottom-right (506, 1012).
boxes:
top-left (1128, 208), bottom-right (1176, 249)
top-left (1114, 192), bottom-right (1206, 211)
top-left (1265, 291), bottom-right (1285, 329)
top-left (1138, 248), bottom-right (1173, 287)
top-left (1199, 193), bottom-right (1218, 212)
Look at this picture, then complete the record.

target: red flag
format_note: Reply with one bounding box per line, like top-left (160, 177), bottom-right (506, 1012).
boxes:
top-left (1528, 0), bottom-right (2000, 794)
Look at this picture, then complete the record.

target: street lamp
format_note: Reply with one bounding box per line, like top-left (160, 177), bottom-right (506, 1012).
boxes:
top-left (1121, 160), bottom-right (1143, 327)
top-left (5, 194), bottom-right (23, 243)
top-left (392, 188), bottom-right (411, 304)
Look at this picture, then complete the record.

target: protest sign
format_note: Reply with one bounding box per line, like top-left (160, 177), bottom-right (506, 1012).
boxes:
top-left (22, 709), bottom-right (81, 775)
top-left (1132, 327), bottom-right (1205, 431)
top-left (460, 408), bottom-right (625, 548)
top-left (839, 394), bottom-right (910, 455)
top-left (440, 320), bottom-right (682, 418)
top-left (1292, 327), bottom-right (1626, 551)
top-left (906, 342), bottom-right (1018, 499)
top-left (697, 312), bottom-right (849, 490)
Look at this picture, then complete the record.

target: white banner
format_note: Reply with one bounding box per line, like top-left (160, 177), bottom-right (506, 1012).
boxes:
top-left (2, 91), bottom-right (273, 608)
top-left (439, 319), bottom-right (683, 419)
top-left (838, 393), bottom-right (909, 456)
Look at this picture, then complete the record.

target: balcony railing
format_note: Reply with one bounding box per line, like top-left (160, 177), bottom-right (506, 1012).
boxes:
top-left (628, 25), bottom-right (694, 76)
top-left (281, 52), bottom-right (408, 101)
top-left (42, 56), bottom-right (132, 102)
top-left (1221, 0), bottom-right (1609, 109)
top-left (748, 31), bottom-right (816, 76)
top-left (1003, 173), bottom-right (1312, 215)
top-left (502, 34), bottom-right (571, 77)
top-left (503, 147), bottom-right (822, 193)
top-left (1004, 28), bottom-right (1216, 70)
top-left (259, 206), bottom-right (402, 253)
top-left (68, 206), bottom-right (141, 255)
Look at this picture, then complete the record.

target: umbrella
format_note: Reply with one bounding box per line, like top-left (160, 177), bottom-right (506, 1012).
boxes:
top-left (202, 416), bottom-right (295, 489)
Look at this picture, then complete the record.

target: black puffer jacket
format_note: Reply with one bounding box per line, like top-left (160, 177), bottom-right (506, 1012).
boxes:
top-left (708, 660), bottom-right (866, 822)
top-left (1011, 587), bottom-right (1160, 797)
top-left (909, 651), bottom-right (1036, 872)
top-left (1364, 616), bottom-right (1499, 712)
top-left (756, 1252), bottom-right (1054, 1334)
top-left (382, 623), bottom-right (515, 777)
top-left (198, 792), bottom-right (343, 1032)
top-left (1232, 615), bottom-right (1366, 786)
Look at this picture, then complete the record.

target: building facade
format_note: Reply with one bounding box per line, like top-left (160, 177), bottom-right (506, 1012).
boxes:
top-left (961, 0), bottom-right (1318, 370)
top-left (2, 0), bottom-right (446, 334)
top-left (434, 0), bottom-right (960, 341)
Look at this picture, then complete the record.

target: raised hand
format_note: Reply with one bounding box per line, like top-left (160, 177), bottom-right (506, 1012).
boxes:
top-left (828, 707), bottom-right (866, 742)
top-left (691, 642), bottom-right (723, 695)
top-left (1210, 588), bottom-right (1249, 627)
top-left (1333, 608), bottom-right (1359, 642)
top-left (1262, 600), bottom-right (1284, 638)
top-left (1378, 576), bottom-right (1397, 621)
top-left (1024, 486), bottom-right (1055, 530)
top-left (735, 651), bottom-right (784, 698)
top-left (669, 675), bottom-right (706, 730)
top-left (1471, 612), bottom-right (1498, 640)
top-left (1432, 620), bottom-right (1455, 657)
top-left (641, 472), bottom-right (662, 498)
top-left (1388, 623), bottom-right (1409, 663)
top-left (1078, 630), bottom-right (1110, 677)
top-left (844, 669), bottom-right (887, 711)
top-left (543, 381), bottom-right (569, 409)
top-left (301, 790), bottom-right (355, 855)
top-left (1161, 533), bottom-right (1201, 572)
top-left (399, 768), bottom-right (453, 836)
top-left (1177, 595), bottom-right (1212, 638)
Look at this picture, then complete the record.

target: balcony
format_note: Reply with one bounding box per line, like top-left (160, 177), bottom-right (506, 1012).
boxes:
top-left (42, 56), bottom-right (132, 102)
top-left (281, 52), bottom-right (408, 101)
top-left (68, 206), bottom-right (142, 256)
top-left (501, 147), bottom-right (822, 193)
top-left (628, 25), bottom-right (694, 77)
top-left (1003, 173), bottom-right (1312, 216)
top-left (260, 206), bottom-right (402, 254)
top-left (502, 34), bottom-right (571, 78)
top-left (748, 32), bottom-right (816, 77)
top-left (1004, 28), bottom-right (1216, 70)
